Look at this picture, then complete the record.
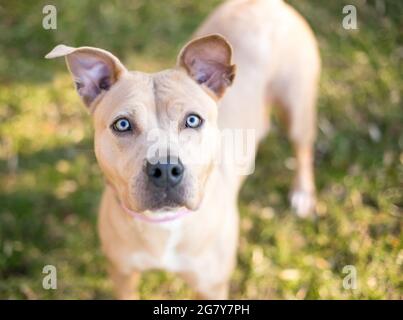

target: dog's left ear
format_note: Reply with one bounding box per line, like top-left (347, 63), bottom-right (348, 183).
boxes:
top-left (45, 44), bottom-right (127, 108)
top-left (177, 34), bottom-right (236, 99)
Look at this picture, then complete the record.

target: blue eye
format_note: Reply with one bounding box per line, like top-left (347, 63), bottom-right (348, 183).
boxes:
top-left (112, 118), bottom-right (132, 132)
top-left (185, 114), bottom-right (203, 129)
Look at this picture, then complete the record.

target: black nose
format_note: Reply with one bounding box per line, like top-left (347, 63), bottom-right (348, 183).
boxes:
top-left (146, 157), bottom-right (184, 188)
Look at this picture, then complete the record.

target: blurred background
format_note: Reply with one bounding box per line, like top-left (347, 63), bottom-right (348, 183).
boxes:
top-left (0, 0), bottom-right (402, 299)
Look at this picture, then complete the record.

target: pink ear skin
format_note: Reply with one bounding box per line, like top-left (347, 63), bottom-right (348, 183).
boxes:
top-left (177, 34), bottom-right (236, 99)
top-left (45, 45), bottom-right (127, 108)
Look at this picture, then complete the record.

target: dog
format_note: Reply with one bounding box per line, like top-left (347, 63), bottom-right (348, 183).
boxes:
top-left (46, 0), bottom-right (320, 299)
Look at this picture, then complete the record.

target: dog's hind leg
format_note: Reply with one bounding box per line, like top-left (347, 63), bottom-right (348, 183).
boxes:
top-left (291, 141), bottom-right (316, 217)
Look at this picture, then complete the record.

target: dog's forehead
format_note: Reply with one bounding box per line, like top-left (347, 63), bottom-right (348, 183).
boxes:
top-left (152, 69), bottom-right (208, 106)
top-left (119, 68), bottom-right (202, 104)
top-left (97, 71), bottom-right (155, 111)
top-left (152, 69), bottom-right (216, 115)
top-left (95, 68), bottom-right (214, 123)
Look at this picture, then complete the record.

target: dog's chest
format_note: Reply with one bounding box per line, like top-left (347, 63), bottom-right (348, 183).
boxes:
top-left (128, 220), bottom-right (191, 272)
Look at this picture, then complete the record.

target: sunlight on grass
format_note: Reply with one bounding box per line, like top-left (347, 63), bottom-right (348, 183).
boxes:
top-left (0, 0), bottom-right (402, 299)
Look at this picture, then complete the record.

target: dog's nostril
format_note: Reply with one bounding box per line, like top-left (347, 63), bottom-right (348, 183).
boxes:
top-left (171, 166), bottom-right (181, 177)
top-left (152, 168), bottom-right (162, 178)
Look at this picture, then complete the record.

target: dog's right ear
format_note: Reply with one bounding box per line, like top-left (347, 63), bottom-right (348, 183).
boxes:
top-left (45, 45), bottom-right (127, 108)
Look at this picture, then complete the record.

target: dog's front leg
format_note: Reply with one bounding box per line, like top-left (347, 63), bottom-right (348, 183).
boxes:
top-left (180, 249), bottom-right (236, 300)
top-left (108, 264), bottom-right (140, 300)
top-left (195, 281), bottom-right (230, 300)
top-left (180, 270), bottom-right (230, 300)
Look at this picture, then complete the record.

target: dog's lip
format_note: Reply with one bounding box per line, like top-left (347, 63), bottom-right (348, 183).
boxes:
top-left (121, 202), bottom-right (193, 223)
top-left (143, 206), bottom-right (191, 217)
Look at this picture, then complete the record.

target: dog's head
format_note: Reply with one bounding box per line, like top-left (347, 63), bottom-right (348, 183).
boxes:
top-left (46, 34), bottom-right (236, 214)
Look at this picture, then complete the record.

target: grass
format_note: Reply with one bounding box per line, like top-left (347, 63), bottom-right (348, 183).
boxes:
top-left (0, 0), bottom-right (402, 299)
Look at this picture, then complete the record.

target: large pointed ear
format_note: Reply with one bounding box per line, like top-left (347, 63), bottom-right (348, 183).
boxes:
top-left (45, 44), bottom-right (127, 108)
top-left (177, 34), bottom-right (236, 99)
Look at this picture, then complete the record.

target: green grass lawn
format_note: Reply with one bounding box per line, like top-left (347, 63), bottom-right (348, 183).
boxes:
top-left (0, 0), bottom-right (402, 299)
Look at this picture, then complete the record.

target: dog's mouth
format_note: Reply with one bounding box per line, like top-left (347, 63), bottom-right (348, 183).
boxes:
top-left (143, 206), bottom-right (191, 217)
top-left (121, 202), bottom-right (193, 223)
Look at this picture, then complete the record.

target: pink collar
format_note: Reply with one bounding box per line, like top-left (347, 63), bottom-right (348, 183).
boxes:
top-left (120, 198), bottom-right (191, 224)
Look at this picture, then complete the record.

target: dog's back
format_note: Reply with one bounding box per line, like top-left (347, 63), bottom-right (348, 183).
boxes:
top-left (195, 0), bottom-right (320, 136)
top-left (195, 0), bottom-right (320, 215)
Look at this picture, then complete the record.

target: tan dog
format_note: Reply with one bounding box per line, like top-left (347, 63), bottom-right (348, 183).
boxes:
top-left (46, 0), bottom-right (320, 299)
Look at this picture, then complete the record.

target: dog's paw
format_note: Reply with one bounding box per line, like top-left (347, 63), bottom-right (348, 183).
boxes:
top-left (290, 189), bottom-right (316, 218)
